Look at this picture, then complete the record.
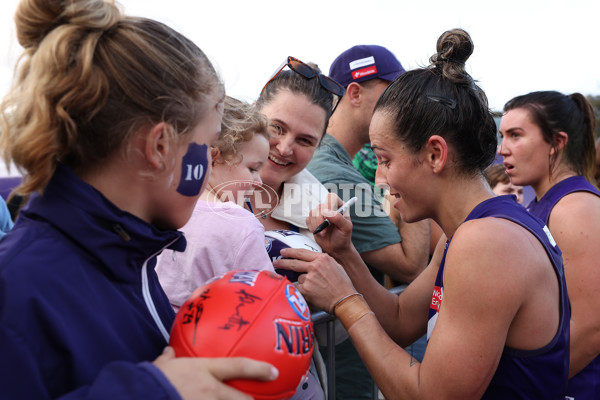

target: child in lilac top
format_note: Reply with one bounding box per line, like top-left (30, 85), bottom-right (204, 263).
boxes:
top-left (157, 96), bottom-right (326, 400)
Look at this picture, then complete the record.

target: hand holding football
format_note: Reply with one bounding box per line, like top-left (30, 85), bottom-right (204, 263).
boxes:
top-left (169, 269), bottom-right (314, 399)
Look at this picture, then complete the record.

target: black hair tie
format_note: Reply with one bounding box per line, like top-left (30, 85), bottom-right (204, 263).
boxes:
top-left (426, 94), bottom-right (457, 109)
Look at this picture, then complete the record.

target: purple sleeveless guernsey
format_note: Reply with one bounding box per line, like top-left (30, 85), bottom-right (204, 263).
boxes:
top-left (428, 195), bottom-right (570, 399)
top-left (527, 175), bottom-right (600, 400)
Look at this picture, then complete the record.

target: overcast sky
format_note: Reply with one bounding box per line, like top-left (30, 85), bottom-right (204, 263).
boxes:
top-left (1, 0), bottom-right (599, 175)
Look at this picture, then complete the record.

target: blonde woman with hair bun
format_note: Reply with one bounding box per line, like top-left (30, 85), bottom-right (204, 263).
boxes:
top-left (0, 0), bottom-right (276, 398)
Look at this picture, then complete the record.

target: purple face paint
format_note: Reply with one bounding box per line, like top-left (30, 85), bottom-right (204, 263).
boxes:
top-left (176, 143), bottom-right (209, 197)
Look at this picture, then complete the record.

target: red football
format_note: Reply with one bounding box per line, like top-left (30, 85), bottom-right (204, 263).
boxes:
top-left (169, 269), bottom-right (314, 399)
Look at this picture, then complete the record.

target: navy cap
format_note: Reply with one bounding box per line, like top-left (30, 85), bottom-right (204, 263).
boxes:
top-left (329, 45), bottom-right (405, 88)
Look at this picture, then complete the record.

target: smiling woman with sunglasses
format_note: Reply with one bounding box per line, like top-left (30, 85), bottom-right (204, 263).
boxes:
top-left (248, 57), bottom-right (341, 238)
top-left (243, 57), bottom-right (343, 400)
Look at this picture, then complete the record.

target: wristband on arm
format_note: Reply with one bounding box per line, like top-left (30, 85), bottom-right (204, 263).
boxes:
top-left (333, 292), bottom-right (374, 331)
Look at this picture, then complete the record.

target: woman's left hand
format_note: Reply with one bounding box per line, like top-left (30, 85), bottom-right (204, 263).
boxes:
top-left (273, 248), bottom-right (356, 313)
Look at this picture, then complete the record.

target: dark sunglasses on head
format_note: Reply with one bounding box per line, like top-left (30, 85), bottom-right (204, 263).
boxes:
top-left (261, 56), bottom-right (346, 98)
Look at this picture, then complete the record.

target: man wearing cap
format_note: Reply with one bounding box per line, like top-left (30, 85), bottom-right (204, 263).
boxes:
top-left (306, 45), bottom-right (430, 399)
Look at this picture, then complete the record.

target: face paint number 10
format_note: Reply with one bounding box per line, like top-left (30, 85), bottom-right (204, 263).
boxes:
top-left (185, 164), bottom-right (205, 181)
top-left (177, 143), bottom-right (209, 197)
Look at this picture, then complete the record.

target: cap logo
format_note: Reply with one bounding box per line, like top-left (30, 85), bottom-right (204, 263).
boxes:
top-left (352, 65), bottom-right (378, 80)
top-left (349, 56), bottom-right (375, 70)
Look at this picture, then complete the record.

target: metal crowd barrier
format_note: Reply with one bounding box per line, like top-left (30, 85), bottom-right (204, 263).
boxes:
top-left (310, 285), bottom-right (408, 400)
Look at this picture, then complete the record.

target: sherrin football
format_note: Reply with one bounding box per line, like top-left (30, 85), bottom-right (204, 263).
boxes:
top-left (169, 269), bottom-right (314, 400)
top-left (264, 230), bottom-right (322, 282)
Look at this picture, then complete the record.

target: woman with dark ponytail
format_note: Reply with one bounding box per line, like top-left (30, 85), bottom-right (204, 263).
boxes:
top-left (0, 0), bottom-right (277, 398)
top-left (275, 28), bottom-right (570, 398)
top-left (499, 90), bottom-right (600, 399)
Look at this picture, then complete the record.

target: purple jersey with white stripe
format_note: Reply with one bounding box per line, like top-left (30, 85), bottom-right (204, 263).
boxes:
top-left (527, 175), bottom-right (600, 223)
top-left (428, 195), bottom-right (569, 399)
top-left (528, 175), bottom-right (600, 400)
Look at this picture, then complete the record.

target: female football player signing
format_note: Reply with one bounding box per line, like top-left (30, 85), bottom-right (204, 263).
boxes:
top-left (274, 29), bottom-right (570, 399)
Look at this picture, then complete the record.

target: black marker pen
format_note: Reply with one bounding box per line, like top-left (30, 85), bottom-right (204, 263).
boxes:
top-left (312, 197), bottom-right (358, 235)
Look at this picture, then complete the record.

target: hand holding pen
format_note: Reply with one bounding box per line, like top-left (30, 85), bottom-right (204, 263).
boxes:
top-left (313, 197), bottom-right (357, 235)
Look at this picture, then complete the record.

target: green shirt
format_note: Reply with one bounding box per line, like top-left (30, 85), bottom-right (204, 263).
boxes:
top-left (352, 143), bottom-right (378, 186)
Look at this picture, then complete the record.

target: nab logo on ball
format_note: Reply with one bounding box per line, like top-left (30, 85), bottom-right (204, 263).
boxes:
top-left (275, 318), bottom-right (314, 357)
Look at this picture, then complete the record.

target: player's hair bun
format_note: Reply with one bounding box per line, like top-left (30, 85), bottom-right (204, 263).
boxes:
top-left (429, 28), bottom-right (474, 85)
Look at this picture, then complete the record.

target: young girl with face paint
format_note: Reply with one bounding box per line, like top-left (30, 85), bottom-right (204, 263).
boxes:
top-left (156, 96), bottom-right (274, 310)
top-left (499, 91), bottom-right (600, 399)
top-left (274, 29), bottom-right (570, 398)
top-left (0, 0), bottom-right (277, 398)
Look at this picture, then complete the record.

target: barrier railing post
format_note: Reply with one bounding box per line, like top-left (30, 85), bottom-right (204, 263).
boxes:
top-left (327, 318), bottom-right (336, 399)
top-left (311, 285), bottom-right (407, 400)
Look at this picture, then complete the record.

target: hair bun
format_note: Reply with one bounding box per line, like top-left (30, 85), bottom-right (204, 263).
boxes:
top-left (435, 29), bottom-right (473, 64)
top-left (15, 0), bottom-right (120, 50)
top-left (429, 28), bottom-right (474, 85)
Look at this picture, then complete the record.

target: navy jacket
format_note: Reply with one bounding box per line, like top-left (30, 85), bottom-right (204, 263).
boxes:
top-left (0, 165), bottom-right (186, 399)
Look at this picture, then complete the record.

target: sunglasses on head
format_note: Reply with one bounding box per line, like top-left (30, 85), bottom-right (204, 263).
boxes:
top-left (261, 56), bottom-right (346, 98)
